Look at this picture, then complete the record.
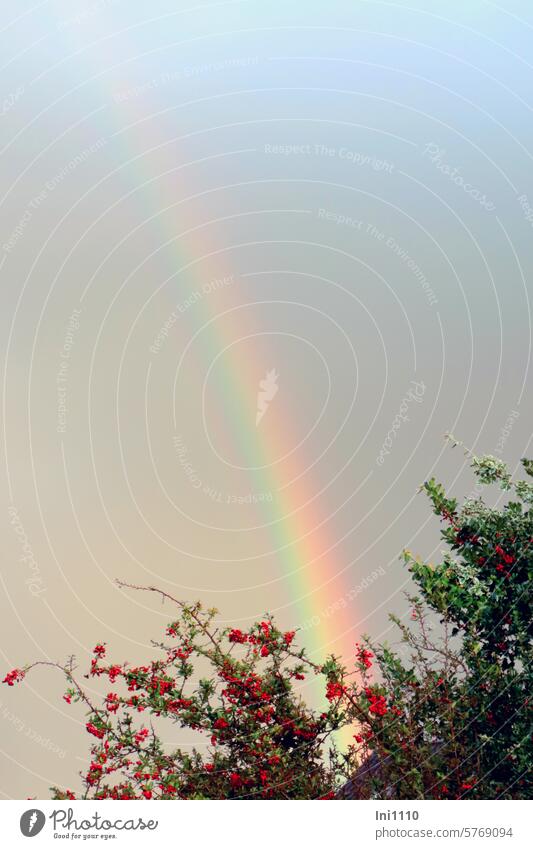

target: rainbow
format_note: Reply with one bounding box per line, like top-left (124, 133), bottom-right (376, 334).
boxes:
top-left (64, 33), bottom-right (361, 742)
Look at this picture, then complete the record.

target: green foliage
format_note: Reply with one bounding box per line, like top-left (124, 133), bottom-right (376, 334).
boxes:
top-left (343, 450), bottom-right (532, 799)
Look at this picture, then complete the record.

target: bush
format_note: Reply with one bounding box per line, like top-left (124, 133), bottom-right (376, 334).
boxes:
top-left (4, 447), bottom-right (532, 799)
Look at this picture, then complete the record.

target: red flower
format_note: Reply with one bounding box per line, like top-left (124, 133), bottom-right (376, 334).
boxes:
top-left (365, 688), bottom-right (388, 716)
top-left (142, 788), bottom-right (152, 799)
top-left (213, 717), bottom-right (229, 730)
top-left (228, 629), bottom-right (247, 644)
top-left (260, 645), bottom-right (270, 657)
top-left (166, 698), bottom-right (192, 713)
top-left (495, 545), bottom-right (514, 564)
top-left (230, 772), bottom-right (242, 789)
top-left (325, 681), bottom-right (344, 701)
top-left (259, 621), bottom-right (271, 638)
top-left (175, 647), bottom-right (191, 661)
top-left (2, 668), bottom-right (25, 686)
top-left (162, 784), bottom-right (177, 796)
top-left (356, 644), bottom-right (373, 669)
top-left (134, 728), bottom-right (149, 744)
top-left (156, 679), bottom-right (173, 695)
top-left (107, 665), bottom-right (123, 683)
top-left (369, 697), bottom-right (387, 716)
top-left (105, 693), bottom-right (120, 713)
top-left (86, 722), bottom-right (105, 739)
top-left (93, 644), bottom-right (106, 658)
top-left (283, 631), bottom-right (296, 646)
